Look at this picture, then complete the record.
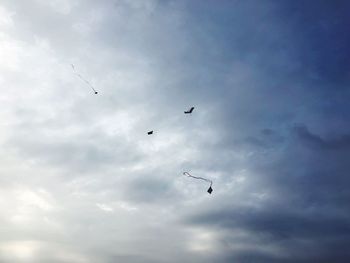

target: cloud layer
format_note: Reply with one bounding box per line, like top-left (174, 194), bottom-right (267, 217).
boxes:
top-left (0, 0), bottom-right (349, 262)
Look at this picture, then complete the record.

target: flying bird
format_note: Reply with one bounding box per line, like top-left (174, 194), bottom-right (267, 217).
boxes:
top-left (183, 172), bottom-right (213, 194)
top-left (184, 107), bottom-right (195, 114)
top-left (71, 64), bottom-right (98, 94)
top-left (147, 131), bottom-right (154, 135)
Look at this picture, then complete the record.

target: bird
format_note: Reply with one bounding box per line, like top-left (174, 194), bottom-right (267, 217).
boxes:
top-left (184, 106), bottom-right (195, 114)
top-left (147, 131), bottom-right (154, 135)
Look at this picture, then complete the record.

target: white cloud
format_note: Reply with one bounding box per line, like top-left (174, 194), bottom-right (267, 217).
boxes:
top-left (96, 203), bottom-right (113, 212)
top-left (0, 6), bottom-right (14, 28)
top-left (34, 0), bottom-right (78, 14)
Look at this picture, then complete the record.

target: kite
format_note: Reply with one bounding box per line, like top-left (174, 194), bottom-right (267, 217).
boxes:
top-left (183, 171), bottom-right (213, 194)
top-left (71, 64), bottom-right (98, 94)
top-left (184, 107), bottom-right (195, 114)
top-left (147, 131), bottom-right (154, 135)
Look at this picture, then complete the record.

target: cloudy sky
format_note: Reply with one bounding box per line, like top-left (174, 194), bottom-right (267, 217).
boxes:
top-left (0, 0), bottom-right (350, 262)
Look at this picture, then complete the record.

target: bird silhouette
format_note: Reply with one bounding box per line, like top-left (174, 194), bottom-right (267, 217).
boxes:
top-left (184, 107), bottom-right (195, 114)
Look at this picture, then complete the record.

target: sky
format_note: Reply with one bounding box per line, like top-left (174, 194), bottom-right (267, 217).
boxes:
top-left (0, 0), bottom-right (350, 262)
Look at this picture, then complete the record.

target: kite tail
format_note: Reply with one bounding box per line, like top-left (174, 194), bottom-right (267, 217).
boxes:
top-left (183, 172), bottom-right (213, 186)
top-left (71, 64), bottom-right (97, 93)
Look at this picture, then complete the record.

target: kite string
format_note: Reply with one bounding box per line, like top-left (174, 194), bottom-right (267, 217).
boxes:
top-left (183, 172), bottom-right (213, 187)
top-left (71, 64), bottom-right (97, 93)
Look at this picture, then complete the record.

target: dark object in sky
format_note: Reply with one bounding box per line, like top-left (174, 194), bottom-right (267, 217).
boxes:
top-left (71, 64), bottom-right (98, 94)
top-left (147, 131), bottom-right (153, 135)
top-left (183, 172), bottom-right (213, 194)
top-left (184, 107), bottom-right (195, 114)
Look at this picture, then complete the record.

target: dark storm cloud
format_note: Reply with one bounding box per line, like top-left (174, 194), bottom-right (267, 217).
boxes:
top-left (179, 2), bottom-right (350, 260)
top-left (188, 205), bottom-right (350, 240)
top-left (294, 125), bottom-right (350, 151)
top-left (279, 0), bottom-right (350, 86)
top-left (184, 121), bottom-right (350, 262)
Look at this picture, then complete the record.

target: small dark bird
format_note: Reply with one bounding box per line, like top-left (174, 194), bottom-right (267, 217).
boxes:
top-left (207, 186), bottom-right (213, 194)
top-left (94, 91), bottom-right (98, 94)
top-left (184, 107), bottom-right (195, 114)
top-left (147, 131), bottom-right (153, 135)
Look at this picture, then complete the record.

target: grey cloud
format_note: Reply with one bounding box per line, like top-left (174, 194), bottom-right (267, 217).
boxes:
top-left (294, 124), bottom-right (350, 151)
top-left (6, 123), bottom-right (143, 174)
top-left (124, 176), bottom-right (176, 203)
top-left (188, 206), bottom-right (350, 240)
top-left (181, 122), bottom-right (350, 262)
